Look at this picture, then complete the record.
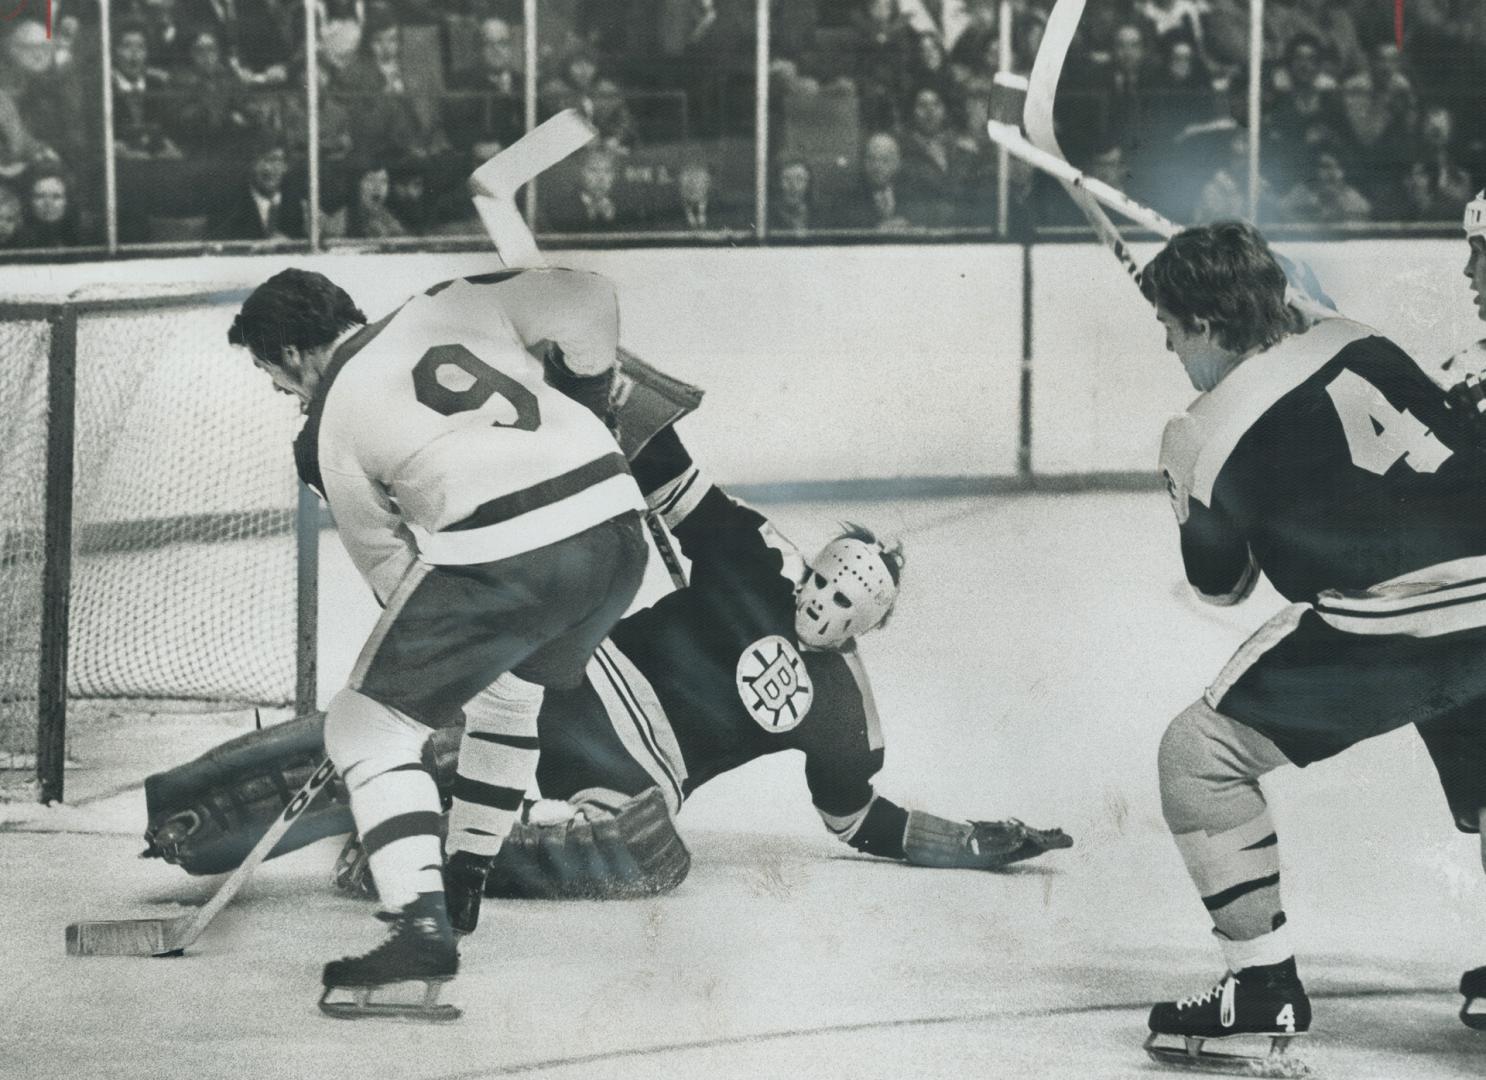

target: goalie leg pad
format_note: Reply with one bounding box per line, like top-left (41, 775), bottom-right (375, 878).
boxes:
top-left (484, 786), bottom-right (690, 900)
top-left (143, 713), bottom-right (353, 875)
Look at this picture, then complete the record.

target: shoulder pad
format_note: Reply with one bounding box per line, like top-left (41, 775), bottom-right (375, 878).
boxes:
top-left (1165, 318), bottom-right (1374, 506)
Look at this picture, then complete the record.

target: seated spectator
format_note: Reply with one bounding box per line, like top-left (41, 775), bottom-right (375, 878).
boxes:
top-left (444, 16), bottom-right (524, 165)
top-left (335, 9), bottom-right (450, 162)
top-left (168, 29), bottom-right (248, 155)
top-left (280, 60), bottom-right (356, 169)
top-left (332, 161), bottom-right (410, 238)
top-left (1341, 42), bottom-right (1416, 155)
top-left (207, 136), bottom-right (303, 240)
top-left (590, 79), bottom-right (639, 153)
top-left (1267, 0), bottom-right (1364, 83)
top-left (1408, 105), bottom-right (1476, 210)
top-left (319, 0), bottom-right (367, 74)
top-left (956, 74), bottom-right (1031, 227)
top-left (908, 31), bottom-right (958, 108)
top-left (113, 19), bottom-right (185, 161)
top-left (179, 0), bottom-right (293, 84)
top-left (947, 0), bottom-right (999, 81)
top-left (1, 20), bottom-right (73, 177)
top-left (387, 159), bottom-right (434, 233)
top-left (1265, 33), bottom-right (1350, 177)
top-left (1190, 128), bottom-right (1281, 223)
top-left (0, 182), bottom-right (23, 249)
top-left (897, 84), bottom-right (974, 227)
top-left (544, 146), bottom-right (628, 231)
top-left (15, 167), bottom-right (87, 247)
top-left (1378, 160), bottom-right (1471, 222)
top-left (1137, 0), bottom-right (1208, 52)
top-left (142, 0), bottom-right (191, 72)
top-left (654, 160), bottom-right (741, 230)
top-left (849, 0), bottom-right (916, 130)
top-left (1279, 147), bottom-right (1372, 223)
top-left (768, 158), bottom-right (815, 235)
top-left (830, 131), bottom-right (921, 231)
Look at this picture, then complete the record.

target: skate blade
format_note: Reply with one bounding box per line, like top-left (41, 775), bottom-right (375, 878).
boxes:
top-left (1144, 1032), bottom-right (1309, 1077)
top-left (318, 978), bottom-right (460, 1022)
top-left (1462, 998), bottom-right (1486, 1031)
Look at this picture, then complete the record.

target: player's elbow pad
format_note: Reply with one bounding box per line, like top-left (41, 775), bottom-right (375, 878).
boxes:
top-left (1192, 551), bottom-right (1259, 607)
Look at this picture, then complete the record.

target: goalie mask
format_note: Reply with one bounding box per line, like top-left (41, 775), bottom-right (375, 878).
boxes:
top-left (794, 527), bottom-right (902, 650)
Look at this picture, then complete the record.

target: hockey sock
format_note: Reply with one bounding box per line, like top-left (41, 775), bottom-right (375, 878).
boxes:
top-left (447, 672), bottom-right (544, 859)
top-left (324, 688), bottom-right (444, 910)
top-left (1159, 699), bottom-right (1293, 945)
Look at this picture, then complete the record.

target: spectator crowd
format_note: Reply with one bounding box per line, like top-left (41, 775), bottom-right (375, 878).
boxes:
top-left (0, 0), bottom-right (1482, 253)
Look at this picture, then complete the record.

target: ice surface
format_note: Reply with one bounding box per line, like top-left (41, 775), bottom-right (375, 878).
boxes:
top-left (2, 492), bottom-right (1481, 1079)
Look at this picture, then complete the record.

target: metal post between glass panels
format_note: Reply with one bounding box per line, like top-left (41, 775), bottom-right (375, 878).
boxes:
top-left (754, 0), bottom-right (770, 241)
top-left (100, 0), bottom-right (118, 254)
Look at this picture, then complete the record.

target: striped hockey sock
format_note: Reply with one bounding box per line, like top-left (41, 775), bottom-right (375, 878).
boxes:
top-left (447, 673), bottom-right (544, 859)
top-left (324, 689), bottom-right (444, 910)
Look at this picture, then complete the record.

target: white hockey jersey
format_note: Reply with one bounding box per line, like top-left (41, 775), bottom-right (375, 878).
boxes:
top-left (308, 268), bottom-right (644, 602)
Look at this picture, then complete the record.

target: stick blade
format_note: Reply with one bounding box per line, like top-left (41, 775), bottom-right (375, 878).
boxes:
top-left (66, 918), bottom-right (182, 957)
top-left (469, 108), bottom-right (597, 199)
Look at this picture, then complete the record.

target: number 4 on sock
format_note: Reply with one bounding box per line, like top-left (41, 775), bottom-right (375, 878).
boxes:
top-left (1276, 1003), bottom-right (1297, 1034)
top-left (1325, 368), bottom-right (1452, 475)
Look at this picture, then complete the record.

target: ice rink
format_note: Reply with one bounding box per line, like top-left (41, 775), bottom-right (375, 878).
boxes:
top-left (3, 490), bottom-right (1483, 1080)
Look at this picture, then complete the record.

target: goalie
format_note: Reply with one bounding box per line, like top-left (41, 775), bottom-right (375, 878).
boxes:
top-left (145, 421), bottom-right (1071, 922)
top-left (332, 420), bottom-right (1071, 919)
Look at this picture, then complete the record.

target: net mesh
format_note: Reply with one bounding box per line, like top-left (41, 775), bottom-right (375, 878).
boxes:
top-left (0, 292), bottom-right (304, 757)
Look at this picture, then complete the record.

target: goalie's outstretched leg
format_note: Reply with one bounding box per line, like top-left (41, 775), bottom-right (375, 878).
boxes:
top-left (320, 892), bottom-right (460, 1022)
top-left (1145, 961), bottom-right (1311, 1077)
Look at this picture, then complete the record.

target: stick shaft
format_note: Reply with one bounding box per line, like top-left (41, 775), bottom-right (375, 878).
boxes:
top-left (173, 756), bottom-right (337, 948)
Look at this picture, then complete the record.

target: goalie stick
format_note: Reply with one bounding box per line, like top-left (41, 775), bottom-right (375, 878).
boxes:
top-left (66, 754), bottom-right (337, 957)
top-left (468, 111), bottom-right (692, 591)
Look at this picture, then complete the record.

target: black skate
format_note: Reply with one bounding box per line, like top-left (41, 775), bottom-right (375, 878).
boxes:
top-left (319, 893), bottom-right (460, 1022)
top-left (1462, 966), bottom-right (1486, 1030)
top-left (1145, 959), bottom-right (1311, 1077)
top-left (444, 851), bottom-right (494, 936)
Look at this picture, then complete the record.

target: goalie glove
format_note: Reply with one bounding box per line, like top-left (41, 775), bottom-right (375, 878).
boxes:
top-left (902, 810), bottom-right (1072, 871)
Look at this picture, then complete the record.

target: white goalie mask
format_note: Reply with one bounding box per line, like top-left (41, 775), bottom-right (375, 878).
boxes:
top-left (794, 531), bottom-right (901, 650)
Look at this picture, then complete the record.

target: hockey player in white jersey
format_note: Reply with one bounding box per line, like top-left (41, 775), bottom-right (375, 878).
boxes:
top-left (228, 266), bottom-right (649, 1019)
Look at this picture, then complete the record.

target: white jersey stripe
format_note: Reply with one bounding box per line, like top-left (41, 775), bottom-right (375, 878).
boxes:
top-left (589, 644), bottom-right (687, 813)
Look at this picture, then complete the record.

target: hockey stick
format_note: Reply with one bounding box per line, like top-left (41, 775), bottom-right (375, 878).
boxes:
top-left (1015, 0), bottom-right (1150, 290)
top-left (468, 113), bottom-right (693, 591)
top-left (66, 755), bottom-right (337, 956)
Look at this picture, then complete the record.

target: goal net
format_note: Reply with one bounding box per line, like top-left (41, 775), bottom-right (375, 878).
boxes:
top-left (0, 285), bottom-right (316, 800)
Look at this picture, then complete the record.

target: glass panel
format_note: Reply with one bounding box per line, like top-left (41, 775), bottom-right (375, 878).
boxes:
top-left (1, 11), bottom-right (107, 257)
top-left (768, 0), bottom-right (1018, 240)
top-left (321, 4), bottom-right (488, 244)
top-left (533, 0), bottom-right (761, 242)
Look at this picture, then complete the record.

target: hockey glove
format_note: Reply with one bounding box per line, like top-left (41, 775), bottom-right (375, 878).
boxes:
top-left (903, 810), bottom-right (1072, 871)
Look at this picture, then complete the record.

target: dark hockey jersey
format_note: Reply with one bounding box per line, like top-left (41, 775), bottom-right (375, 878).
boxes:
top-left (585, 425), bottom-right (888, 828)
top-left (1160, 317), bottom-right (1486, 634)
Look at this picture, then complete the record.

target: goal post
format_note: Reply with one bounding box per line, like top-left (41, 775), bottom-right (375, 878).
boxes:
top-left (0, 285), bottom-right (318, 803)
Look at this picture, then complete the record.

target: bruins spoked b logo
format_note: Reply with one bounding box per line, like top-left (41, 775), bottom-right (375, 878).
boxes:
top-left (736, 635), bottom-right (813, 732)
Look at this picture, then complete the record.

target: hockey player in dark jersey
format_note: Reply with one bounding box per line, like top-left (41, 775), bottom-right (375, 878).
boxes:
top-left (329, 420), bottom-right (1072, 910)
top-left (1434, 191), bottom-right (1486, 1031)
top-left (1139, 221), bottom-right (1486, 1071)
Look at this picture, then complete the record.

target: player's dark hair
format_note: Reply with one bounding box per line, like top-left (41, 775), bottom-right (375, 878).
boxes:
top-left (227, 269), bottom-right (367, 368)
top-left (1139, 222), bottom-right (1295, 355)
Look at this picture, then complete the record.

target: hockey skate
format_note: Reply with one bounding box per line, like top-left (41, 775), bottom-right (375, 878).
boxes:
top-left (1462, 966), bottom-right (1486, 1030)
top-left (444, 851), bottom-right (494, 936)
top-left (319, 893), bottom-right (460, 1021)
top-left (1145, 959), bottom-right (1311, 1077)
